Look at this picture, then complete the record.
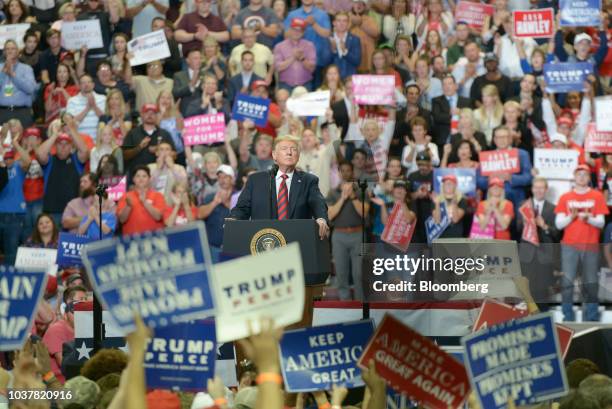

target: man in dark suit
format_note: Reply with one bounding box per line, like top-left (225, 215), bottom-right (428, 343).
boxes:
top-left (227, 50), bottom-right (262, 106)
top-left (230, 135), bottom-right (329, 239)
top-left (331, 76), bottom-right (353, 141)
top-left (431, 75), bottom-right (471, 152)
top-left (172, 49), bottom-right (203, 115)
top-left (517, 177), bottom-right (560, 310)
top-left (318, 12), bottom-right (361, 79)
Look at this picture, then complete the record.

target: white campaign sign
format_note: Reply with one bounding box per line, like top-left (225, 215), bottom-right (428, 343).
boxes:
top-left (15, 247), bottom-right (58, 277)
top-left (212, 243), bottom-right (305, 343)
top-left (286, 90), bottom-right (330, 117)
top-left (128, 30), bottom-right (171, 66)
top-left (0, 24), bottom-right (30, 49)
top-left (61, 20), bottom-right (104, 50)
top-left (533, 148), bottom-right (579, 180)
top-left (595, 97), bottom-right (612, 132)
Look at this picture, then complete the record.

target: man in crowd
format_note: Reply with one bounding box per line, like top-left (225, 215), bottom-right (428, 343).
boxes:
top-left (228, 28), bottom-right (274, 83)
top-left (131, 60), bottom-right (173, 112)
top-left (555, 165), bottom-right (608, 322)
top-left (172, 49), bottom-right (204, 115)
top-left (231, 0), bottom-right (280, 49)
top-left (0, 40), bottom-right (37, 126)
top-left (184, 74), bottom-right (231, 118)
top-left (40, 29), bottom-right (65, 85)
top-left (321, 12), bottom-right (361, 79)
top-left (175, 0), bottom-right (229, 56)
top-left (66, 74), bottom-right (106, 140)
top-left (62, 173), bottom-right (115, 233)
top-left (431, 75), bottom-right (471, 151)
top-left (452, 41), bottom-right (485, 99)
top-left (227, 50), bottom-right (262, 105)
top-left (126, 0), bottom-right (168, 38)
top-left (470, 52), bottom-right (513, 106)
top-left (273, 18), bottom-right (317, 90)
top-left (408, 151), bottom-right (433, 244)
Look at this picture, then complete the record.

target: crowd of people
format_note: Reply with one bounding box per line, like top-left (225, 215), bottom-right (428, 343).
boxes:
top-left (0, 0), bottom-right (611, 406)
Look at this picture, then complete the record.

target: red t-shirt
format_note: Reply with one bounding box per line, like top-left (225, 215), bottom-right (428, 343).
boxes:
top-left (23, 152), bottom-right (45, 202)
top-left (162, 205), bottom-right (198, 226)
top-left (476, 199), bottom-right (514, 240)
top-left (255, 102), bottom-right (281, 138)
top-left (117, 190), bottom-right (167, 235)
top-left (41, 319), bottom-right (74, 384)
top-left (555, 188), bottom-right (609, 246)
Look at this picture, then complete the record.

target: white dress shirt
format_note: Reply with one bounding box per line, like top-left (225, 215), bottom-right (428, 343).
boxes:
top-left (533, 198), bottom-right (545, 216)
top-left (276, 170), bottom-right (294, 198)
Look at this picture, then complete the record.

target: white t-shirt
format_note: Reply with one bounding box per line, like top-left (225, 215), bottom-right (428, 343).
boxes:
top-left (126, 0), bottom-right (170, 38)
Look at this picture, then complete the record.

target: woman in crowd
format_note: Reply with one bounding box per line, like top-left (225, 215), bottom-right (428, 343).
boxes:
top-left (382, 0), bottom-right (415, 44)
top-left (442, 139), bottom-right (479, 169)
top-left (51, 2), bottom-right (76, 32)
top-left (432, 174), bottom-right (467, 238)
top-left (24, 213), bottom-right (59, 249)
top-left (186, 150), bottom-right (222, 206)
top-left (110, 33), bottom-right (133, 84)
top-left (419, 29), bottom-right (445, 60)
top-left (157, 90), bottom-right (185, 166)
top-left (95, 154), bottom-right (123, 182)
top-left (394, 35), bottom-right (415, 74)
top-left (371, 49), bottom-right (403, 89)
top-left (414, 0), bottom-right (453, 45)
top-left (100, 89), bottom-right (132, 146)
top-left (90, 124), bottom-right (119, 173)
top-left (163, 182), bottom-right (197, 227)
top-left (446, 108), bottom-right (486, 157)
top-left (502, 100), bottom-right (533, 155)
top-left (474, 84), bottom-right (504, 144)
top-left (202, 37), bottom-right (227, 84)
top-left (319, 65), bottom-right (345, 105)
top-left (94, 60), bottom-right (131, 103)
top-left (475, 177), bottom-right (514, 239)
top-left (371, 179), bottom-right (416, 228)
top-left (2, 0), bottom-right (35, 24)
top-left (44, 63), bottom-right (79, 126)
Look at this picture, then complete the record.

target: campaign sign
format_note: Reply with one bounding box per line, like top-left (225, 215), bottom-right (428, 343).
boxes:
top-left (279, 320), bottom-right (375, 392)
top-left (61, 20), bottom-right (104, 50)
top-left (0, 266), bottom-right (47, 351)
top-left (232, 94), bottom-right (270, 126)
top-left (479, 149), bottom-right (520, 176)
top-left (145, 320), bottom-right (216, 390)
top-left (15, 247), bottom-right (58, 277)
top-left (433, 168), bottom-right (477, 197)
top-left (287, 90), bottom-right (331, 117)
top-left (128, 29), bottom-right (171, 67)
top-left (595, 97), bottom-right (612, 132)
top-left (533, 148), bottom-right (579, 180)
top-left (57, 233), bottom-right (93, 267)
top-left (513, 9), bottom-right (554, 38)
top-left (585, 123), bottom-right (612, 153)
top-left (462, 313), bottom-right (568, 409)
top-left (212, 243), bottom-right (305, 343)
top-left (543, 62), bottom-right (594, 93)
top-left (381, 203), bottom-right (416, 252)
top-left (560, 0), bottom-right (601, 27)
top-left (101, 176), bottom-right (127, 202)
top-left (81, 222), bottom-right (215, 333)
top-left (425, 202), bottom-right (451, 244)
top-left (358, 314), bottom-right (469, 409)
top-left (0, 24), bottom-right (30, 49)
top-left (182, 113), bottom-right (226, 146)
top-left (352, 75), bottom-right (395, 106)
top-left (455, 1), bottom-right (495, 28)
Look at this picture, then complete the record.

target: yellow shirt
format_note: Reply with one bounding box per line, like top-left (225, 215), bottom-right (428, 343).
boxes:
top-left (229, 43), bottom-right (274, 79)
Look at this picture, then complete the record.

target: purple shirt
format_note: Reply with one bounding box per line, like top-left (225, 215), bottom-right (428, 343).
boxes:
top-left (273, 38), bottom-right (316, 86)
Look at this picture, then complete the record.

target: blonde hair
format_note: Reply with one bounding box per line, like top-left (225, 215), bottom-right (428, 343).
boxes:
top-left (156, 90), bottom-right (178, 118)
top-left (105, 89), bottom-right (126, 116)
top-left (477, 85), bottom-right (503, 122)
top-left (503, 100), bottom-right (521, 113)
top-left (202, 37), bottom-right (224, 64)
top-left (435, 183), bottom-right (463, 205)
top-left (96, 123), bottom-right (117, 149)
top-left (203, 151), bottom-right (221, 166)
top-left (58, 2), bottom-right (74, 17)
top-left (273, 134), bottom-right (300, 150)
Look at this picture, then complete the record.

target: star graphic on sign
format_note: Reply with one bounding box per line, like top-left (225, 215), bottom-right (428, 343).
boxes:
top-left (76, 341), bottom-right (93, 361)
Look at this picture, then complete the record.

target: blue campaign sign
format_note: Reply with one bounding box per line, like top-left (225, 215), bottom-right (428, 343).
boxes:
top-left (279, 319), bottom-right (375, 392)
top-left (461, 313), bottom-right (568, 409)
top-left (232, 94), bottom-right (270, 126)
top-left (81, 222), bottom-right (216, 333)
top-left (544, 62), bottom-right (594, 94)
top-left (57, 233), bottom-right (93, 267)
top-left (433, 168), bottom-right (477, 197)
top-left (0, 266), bottom-right (47, 351)
top-left (560, 0), bottom-right (601, 27)
top-left (145, 320), bottom-right (216, 391)
top-left (425, 202), bottom-right (451, 244)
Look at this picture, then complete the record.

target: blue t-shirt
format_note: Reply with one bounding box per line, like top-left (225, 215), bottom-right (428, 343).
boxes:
top-left (284, 8), bottom-right (331, 61)
top-left (203, 193), bottom-right (231, 247)
top-left (0, 163), bottom-right (26, 214)
top-left (79, 212), bottom-right (117, 239)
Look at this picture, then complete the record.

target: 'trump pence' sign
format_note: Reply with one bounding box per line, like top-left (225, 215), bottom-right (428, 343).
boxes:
top-left (145, 320), bottom-right (216, 390)
top-left (279, 320), bottom-right (375, 392)
top-left (232, 94), bottom-right (270, 126)
top-left (358, 314), bottom-right (470, 409)
top-left (0, 267), bottom-right (47, 351)
top-left (533, 148), bottom-right (579, 180)
top-left (81, 222), bottom-right (216, 333)
top-left (212, 243), bottom-right (305, 343)
top-left (462, 313), bottom-right (568, 409)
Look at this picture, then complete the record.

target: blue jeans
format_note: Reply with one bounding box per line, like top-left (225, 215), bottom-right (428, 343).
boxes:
top-left (21, 199), bottom-right (43, 242)
top-left (278, 80), bottom-right (313, 92)
top-left (560, 244), bottom-right (600, 321)
top-left (0, 213), bottom-right (24, 265)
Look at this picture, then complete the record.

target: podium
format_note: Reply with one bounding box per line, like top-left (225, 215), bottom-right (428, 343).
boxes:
top-left (223, 219), bottom-right (331, 286)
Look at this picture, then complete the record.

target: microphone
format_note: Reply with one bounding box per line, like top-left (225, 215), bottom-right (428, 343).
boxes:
top-left (270, 164), bottom-right (279, 178)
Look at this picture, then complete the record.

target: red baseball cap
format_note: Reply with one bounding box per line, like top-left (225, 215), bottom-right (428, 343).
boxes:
top-left (489, 177), bottom-right (504, 188)
top-left (251, 80), bottom-right (267, 90)
top-left (574, 164), bottom-right (591, 174)
top-left (59, 50), bottom-right (74, 62)
top-left (24, 127), bottom-right (42, 139)
top-left (56, 133), bottom-right (72, 143)
top-left (3, 149), bottom-right (15, 159)
top-left (290, 18), bottom-right (307, 30)
top-left (557, 116), bottom-right (574, 128)
top-left (441, 174), bottom-right (457, 184)
top-left (141, 103), bottom-right (159, 113)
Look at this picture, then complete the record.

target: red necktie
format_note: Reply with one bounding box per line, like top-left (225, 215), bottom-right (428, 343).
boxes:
top-left (277, 173), bottom-right (289, 220)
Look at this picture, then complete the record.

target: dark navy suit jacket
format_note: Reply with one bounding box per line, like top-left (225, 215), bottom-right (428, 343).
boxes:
top-left (229, 170), bottom-right (328, 222)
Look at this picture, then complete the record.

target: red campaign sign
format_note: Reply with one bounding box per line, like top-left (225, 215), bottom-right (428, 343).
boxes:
top-left (513, 8), bottom-right (554, 38)
top-left (381, 203), bottom-right (415, 252)
top-left (585, 123), bottom-right (612, 153)
top-left (479, 148), bottom-right (520, 176)
top-left (519, 201), bottom-right (539, 246)
top-left (473, 299), bottom-right (574, 358)
top-left (358, 314), bottom-right (470, 409)
top-left (455, 1), bottom-right (495, 28)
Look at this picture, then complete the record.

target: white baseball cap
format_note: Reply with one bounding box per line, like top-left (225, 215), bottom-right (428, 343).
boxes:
top-left (549, 132), bottom-right (567, 145)
top-left (217, 164), bottom-right (235, 179)
top-left (574, 33), bottom-right (592, 46)
top-left (190, 392), bottom-right (215, 409)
